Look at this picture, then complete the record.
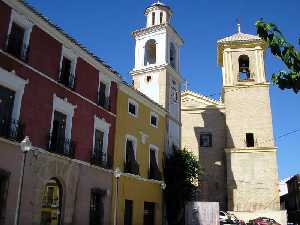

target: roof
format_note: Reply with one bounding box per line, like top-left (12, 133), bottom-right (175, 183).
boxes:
top-left (144, 1), bottom-right (172, 16)
top-left (181, 90), bottom-right (224, 110)
top-left (217, 32), bottom-right (261, 44)
top-left (18, 0), bottom-right (121, 78)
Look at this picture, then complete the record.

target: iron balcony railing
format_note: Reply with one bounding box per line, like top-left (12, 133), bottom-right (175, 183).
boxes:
top-left (97, 92), bottom-right (111, 111)
top-left (124, 160), bottom-right (140, 175)
top-left (4, 35), bottom-right (29, 62)
top-left (0, 118), bottom-right (25, 142)
top-left (148, 167), bottom-right (162, 181)
top-left (47, 133), bottom-right (75, 158)
top-left (90, 149), bottom-right (107, 168)
top-left (58, 70), bottom-right (75, 89)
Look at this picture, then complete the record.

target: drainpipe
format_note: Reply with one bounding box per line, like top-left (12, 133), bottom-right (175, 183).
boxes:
top-left (14, 137), bottom-right (32, 225)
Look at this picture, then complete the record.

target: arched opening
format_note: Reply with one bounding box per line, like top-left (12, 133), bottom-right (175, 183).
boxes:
top-left (144, 39), bottom-right (156, 66)
top-left (170, 43), bottom-right (177, 70)
top-left (41, 178), bottom-right (63, 225)
top-left (238, 55), bottom-right (250, 80)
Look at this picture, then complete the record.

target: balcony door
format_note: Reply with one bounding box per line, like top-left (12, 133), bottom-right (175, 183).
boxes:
top-left (7, 22), bottom-right (25, 58)
top-left (60, 57), bottom-right (72, 86)
top-left (94, 129), bottom-right (104, 162)
top-left (51, 111), bottom-right (67, 153)
top-left (0, 85), bottom-right (15, 137)
top-left (98, 82), bottom-right (107, 107)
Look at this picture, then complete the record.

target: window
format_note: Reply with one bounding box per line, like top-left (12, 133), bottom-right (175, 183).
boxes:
top-left (41, 179), bottom-right (62, 225)
top-left (146, 76), bottom-right (152, 82)
top-left (149, 146), bottom-right (161, 180)
top-left (5, 11), bottom-right (33, 61)
top-left (238, 55), bottom-right (251, 81)
top-left (150, 112), bottom-right (158, 128)
top-left (246, 133), bottom-right (255, 147)
top-left (97, 78), bottom-right (111, 110)
top-left (152, 12), bottom-right (155, 26)
top-left (59, 47), bottom-right (77, 89)
top-left (160, 12), bottom-right (163, 24)
top-left (144, 202), bottom-right (155, 225)
top-left (49, 95), bottom-right (76, 158)
top-left (91, 116), bottom-right (110, 168)
top-left (124, 200), bottom-right (133, 225)
top-left (0, 84), bottom-right (24, 141)
top-left (0, 169), bottom-right (9, 225)
top-left (128, 99), bottom-right (138, 117)
top-left (170, 43), bottom-right (177, 70)
top-left (90, 189), bottom-right (105, 225)
top-left (124, 136), bottom-right (139, 175)
top-left (199, 133), bottom-right (212, 147)
top-left (144, 39), bottom-right (156, 66)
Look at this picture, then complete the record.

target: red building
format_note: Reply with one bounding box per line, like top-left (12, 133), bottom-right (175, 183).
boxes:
top-left (0, 0), bottom-right (121, 224)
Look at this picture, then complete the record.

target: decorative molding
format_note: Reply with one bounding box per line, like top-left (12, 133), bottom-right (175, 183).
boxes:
top-left (139, 131), bottom-right (149, 144)
top-left (0, 67), bottom-right (28, 121)
top-left (93, 115), bottom-right (111, 159)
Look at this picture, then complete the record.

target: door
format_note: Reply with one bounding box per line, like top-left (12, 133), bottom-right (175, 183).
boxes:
top-left (0, 85), bottom-right (15, 137)
top-left (90, 190), bottom-right (104, 225)
top-left (124, 200), bottom-right (133, 225)
top-left (144, 202), bottom-right (155, 225)
top-left (50, 111), bottom-right (67, 153)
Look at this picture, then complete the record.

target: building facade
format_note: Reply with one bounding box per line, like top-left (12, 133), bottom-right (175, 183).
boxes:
top-left (112, 83), bottom-right (166, 225)
top-left (280, 175), bottom-right (300, 224)
top-left (0, 0), bottom-right (121, 224)
top-left (181, 27), bottom-right (287, 224)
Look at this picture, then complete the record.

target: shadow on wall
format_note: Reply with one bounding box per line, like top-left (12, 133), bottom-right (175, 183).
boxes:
top-left (192, 106), bottom-right (236, 211)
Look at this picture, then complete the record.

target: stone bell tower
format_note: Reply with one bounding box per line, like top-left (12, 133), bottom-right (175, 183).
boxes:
top-left (130, 1), bottom-right (183, 151)
top-left (217, 25), bottom-right (286, 223)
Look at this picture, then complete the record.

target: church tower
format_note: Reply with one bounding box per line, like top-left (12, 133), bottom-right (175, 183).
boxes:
top-left (218, 25), bottom-right (285, 221)
top-left (131, 2), bottom-right (183, 150)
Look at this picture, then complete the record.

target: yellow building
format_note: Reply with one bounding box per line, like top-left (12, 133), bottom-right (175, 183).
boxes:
top-left (112, 82), bottom-right (167, 225)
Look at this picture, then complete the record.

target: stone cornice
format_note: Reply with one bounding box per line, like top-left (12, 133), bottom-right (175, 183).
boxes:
top-left (225, 147), bottom-right (277, 153)
top-left (132, 23), bottom-right (184, 45)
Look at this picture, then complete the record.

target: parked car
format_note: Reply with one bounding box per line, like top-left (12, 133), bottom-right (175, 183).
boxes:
top-left (248, 217), bottom-right (281, 225)
top-left (219, 211), bottom-right (245, 225)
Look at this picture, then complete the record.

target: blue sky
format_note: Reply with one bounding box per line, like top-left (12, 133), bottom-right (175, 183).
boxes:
top-left (26, 0), bottom-right (300, 180)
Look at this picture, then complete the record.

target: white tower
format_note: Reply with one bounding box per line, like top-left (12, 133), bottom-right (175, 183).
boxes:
top-left (130, 2), bottom-right (183, 150)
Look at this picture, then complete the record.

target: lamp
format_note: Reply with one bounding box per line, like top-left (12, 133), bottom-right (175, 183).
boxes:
top-left (161, 182), bottom-right (166, 190)
top-left (20, 136), bottom-right (32, 152)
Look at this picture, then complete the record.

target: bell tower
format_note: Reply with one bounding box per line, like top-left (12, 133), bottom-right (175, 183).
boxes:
top-left (218, 25), bottom-right (285, 222)
top-left (130, 2), bottom-right (183, 150)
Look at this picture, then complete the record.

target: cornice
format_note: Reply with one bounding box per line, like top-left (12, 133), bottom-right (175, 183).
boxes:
top-left (223, 82), bottom-right (270, 89)
top-left (225, 147), bottom-right (277, 153)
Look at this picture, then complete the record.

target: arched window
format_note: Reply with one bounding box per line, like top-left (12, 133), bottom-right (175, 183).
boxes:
top-left (144, 39), bottom-right (156, 66)
top-left (238, 55), bottom-right (250, 80)
top-left (41, 178), bottom-right (63, 225)
top-left (170, 43), bottom-right (177, 69)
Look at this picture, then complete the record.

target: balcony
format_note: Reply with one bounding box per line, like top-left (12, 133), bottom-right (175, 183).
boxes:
top-left (97, 92), bottom-right (111, 111)
top-left (91, 149), bottom-right (107, 168)
top-left (4, 35), bottom-right (29, 62)
top-left (58, 70), bottom-right (75, 89)
top-left (124, 160), bottom-right (140, 175)
top-left (0, 118), bottom-right (25, 142)
top-left (47, 133), bottom-right (75, 158)
top-left (149, 167), bottom-right (162, 181)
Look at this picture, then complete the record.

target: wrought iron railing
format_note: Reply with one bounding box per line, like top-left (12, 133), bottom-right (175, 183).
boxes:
top-left (47, 133), bottom-right (75, 158)
top-left (58, 70), bottom-right (75, 89)
top-left (4, 35), bottom-right (29, 62)
top-left (0, 118), bottom-right (25, 142)
top-left (90, 149), bottom-right (107, 168)
top-left (124, 160), bottom-right (140, 175)
top-left (149, 167), bottom-right (162, 181)
top-left (97, 92), bottom-right (111, 111)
